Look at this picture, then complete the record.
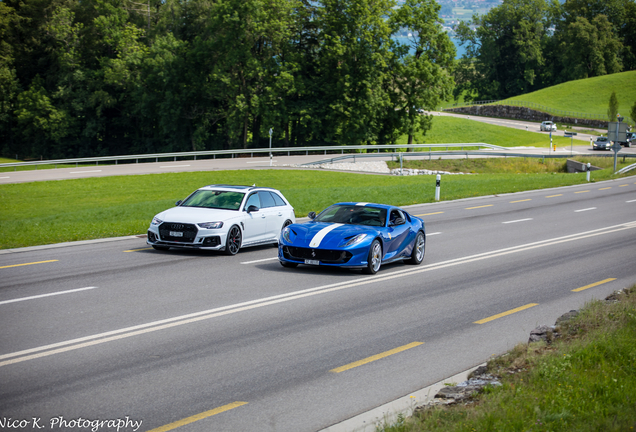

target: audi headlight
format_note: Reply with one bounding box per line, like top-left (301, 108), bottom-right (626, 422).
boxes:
top-left (151, 217), bottom-right (163, 226)
top-left (197, 221), bottom-right (224, 229)
top-left (341, 233), bottom-right (367, 247)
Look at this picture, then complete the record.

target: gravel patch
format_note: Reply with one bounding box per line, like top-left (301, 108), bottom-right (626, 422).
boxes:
top-left (285, 160), bottom-right (467, 175)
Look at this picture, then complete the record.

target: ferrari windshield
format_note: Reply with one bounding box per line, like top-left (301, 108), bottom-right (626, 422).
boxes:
top-left (181, 190), bottom-right (245, 210)
top-left (315, 205), bottom-right (386, 227)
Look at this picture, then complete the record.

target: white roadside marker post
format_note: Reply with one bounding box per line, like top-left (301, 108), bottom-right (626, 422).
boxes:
top-left (435, 174), bottom-right (441, 201)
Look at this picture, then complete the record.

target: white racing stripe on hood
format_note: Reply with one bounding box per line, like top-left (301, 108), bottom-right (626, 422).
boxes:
top-left (309, 223), bottom-right (344, 248)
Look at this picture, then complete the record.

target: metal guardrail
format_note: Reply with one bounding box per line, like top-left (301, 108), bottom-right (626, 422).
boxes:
top-left (0, 143), bottom-right (506, 170)
top-left (303, 151), bottom-right (636, 167)
top-left (616, 162), bottom-right (636, 174)
top-left (441, 100), bottom-right (634, 125)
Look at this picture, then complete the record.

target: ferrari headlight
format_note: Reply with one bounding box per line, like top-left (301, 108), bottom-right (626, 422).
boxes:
top-left (197, 221), bottom-right (224, 229)
top-left (151, 217), bottom-right (163, 226)
top-left (342, 233), bottom-right (367, 247)
top-left (282, 226), bottom-right (293, 243)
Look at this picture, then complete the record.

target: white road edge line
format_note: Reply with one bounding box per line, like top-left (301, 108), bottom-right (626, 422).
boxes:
top-left (627, 199), bottom-right (636, 203)
top-left (575, 207), bottom-right (597, 212)
top-left (70, 170), bottom-right (102, 174)
top-left (502, 218), bottom-right (533, 224)
top-left (0, 286), bottom-right (98, 306)
top-left (241, 257), bottom-right (279, 264)
top-left (427, 232), bottom-right (442, 236)
top-left (160, 165), bottom-right (190, 168)
top-left (2, 221), bottom-right (635, 367)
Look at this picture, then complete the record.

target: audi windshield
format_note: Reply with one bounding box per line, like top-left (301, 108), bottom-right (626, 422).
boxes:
top-left (181, 190), bottom-right (245, 210)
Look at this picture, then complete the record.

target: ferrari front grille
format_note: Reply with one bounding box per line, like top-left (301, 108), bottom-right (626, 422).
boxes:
top-left (284, 246), bottom-right (352, 264)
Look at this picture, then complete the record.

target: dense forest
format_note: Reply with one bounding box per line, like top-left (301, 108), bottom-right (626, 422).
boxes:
top-left (0, 0), bottom-right (456, 159)
top-left (0, 0), bottom-right (634, 159)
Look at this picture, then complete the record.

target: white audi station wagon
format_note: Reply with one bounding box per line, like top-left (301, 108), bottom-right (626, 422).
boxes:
top-left (147, 185), bottom-right (295, 255)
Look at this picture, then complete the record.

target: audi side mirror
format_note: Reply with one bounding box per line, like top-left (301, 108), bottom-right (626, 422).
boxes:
top-left (175, 200), bottom-right (182, 206)
top-left (247, 205), bottom-right (259, 213)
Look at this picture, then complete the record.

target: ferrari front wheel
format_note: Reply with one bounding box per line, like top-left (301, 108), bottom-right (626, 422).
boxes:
top-left (364, 240), bottom-right (382, 274)
top-left (407, 231), bottom-right (425, 265)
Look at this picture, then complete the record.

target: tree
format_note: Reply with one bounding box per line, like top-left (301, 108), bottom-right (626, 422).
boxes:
top-left (455, 0), bottom-right (549, 100)
top-left (387, 0), bottom-right (455, 144)
top-left (555, 15), bottom-right (622, 82)
top-left (312, 0), bottom-right (395, 146)
top-left (630, 100), bottom-right (636, 127)
top-left (608, 90), bottom-right (619, 121)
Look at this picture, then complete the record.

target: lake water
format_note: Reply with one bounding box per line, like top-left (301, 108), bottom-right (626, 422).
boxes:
top-left (393, 36), bottom-right (466, 59)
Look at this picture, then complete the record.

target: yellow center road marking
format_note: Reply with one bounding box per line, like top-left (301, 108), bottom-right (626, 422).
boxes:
top-left (574, 190), bottom-right (590, 194)
top-left (510, 199), bottom-right (531, 203)
top-left (147, 402), bottom-right (248, 432)
top-left (572, 278), bottom-right (616, 292)
top-left (474, 303), bottom-right (539, 325)
top-left (330, 342), bottom-right (423, 373)
top-left (599, 187), bottom-right (611, 190)
top-left (465, 205), bottom-right (493, 210)
top-left (546, 194), bottom-right (563, 198)
top-left (619, 184), bottom-right (628, 187)
top-left (0, 260), bottom-right (58, 269)
top-left (123, 247), bottom-right (153, 252)
top-left (415, 211), bottom-right (444, 216)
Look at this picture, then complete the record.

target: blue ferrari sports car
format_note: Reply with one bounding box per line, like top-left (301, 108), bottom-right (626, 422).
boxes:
top-left (278, 202), bottom-right (426, 274)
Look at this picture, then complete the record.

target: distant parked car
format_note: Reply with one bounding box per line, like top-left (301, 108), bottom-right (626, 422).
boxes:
top-left (540, 121), bottom-right (557, 132)
top-left (592, 136), bottom-right (611, 150)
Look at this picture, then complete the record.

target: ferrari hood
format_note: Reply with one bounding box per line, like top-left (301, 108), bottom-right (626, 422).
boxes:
top-left (155, 206), bottom-right (240, 224)
top-left (289, 222), bottom-right (378, 248)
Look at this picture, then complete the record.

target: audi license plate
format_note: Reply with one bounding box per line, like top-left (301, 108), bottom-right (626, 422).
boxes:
top-left (170, 231), bottom-right (183, 237)
top-left (304, 259), bottom-right (320, 265)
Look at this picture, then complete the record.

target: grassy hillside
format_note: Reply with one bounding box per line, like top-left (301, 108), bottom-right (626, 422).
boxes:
top-left (506, 71), bottom-right (636, 119)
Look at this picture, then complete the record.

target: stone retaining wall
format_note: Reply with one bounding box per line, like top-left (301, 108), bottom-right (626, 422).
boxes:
top-left (444, 105), bottom-right (609, 129)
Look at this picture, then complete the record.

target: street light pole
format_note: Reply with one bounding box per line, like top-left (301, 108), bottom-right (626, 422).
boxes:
top-left (269, 128), bottom-right (273, 167)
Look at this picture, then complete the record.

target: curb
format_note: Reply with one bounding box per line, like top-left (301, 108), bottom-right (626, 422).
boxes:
top-left (319, 363), bottom-right (486, 432)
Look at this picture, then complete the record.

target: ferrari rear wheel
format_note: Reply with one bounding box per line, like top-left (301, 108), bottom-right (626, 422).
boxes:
top-left (407, 231), bottom-right (425, 265)
top-left (364, 240), bottom-right (382, 274)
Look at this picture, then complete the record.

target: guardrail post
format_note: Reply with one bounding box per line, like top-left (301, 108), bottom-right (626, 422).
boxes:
top-left (435, 174), bottom-right (441, 201)
top-left (586, 163), bottom-right (591, 182)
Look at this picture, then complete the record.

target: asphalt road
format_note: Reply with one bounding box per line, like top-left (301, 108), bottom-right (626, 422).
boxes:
top-left (2, 178), bottom-right (635, 432)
